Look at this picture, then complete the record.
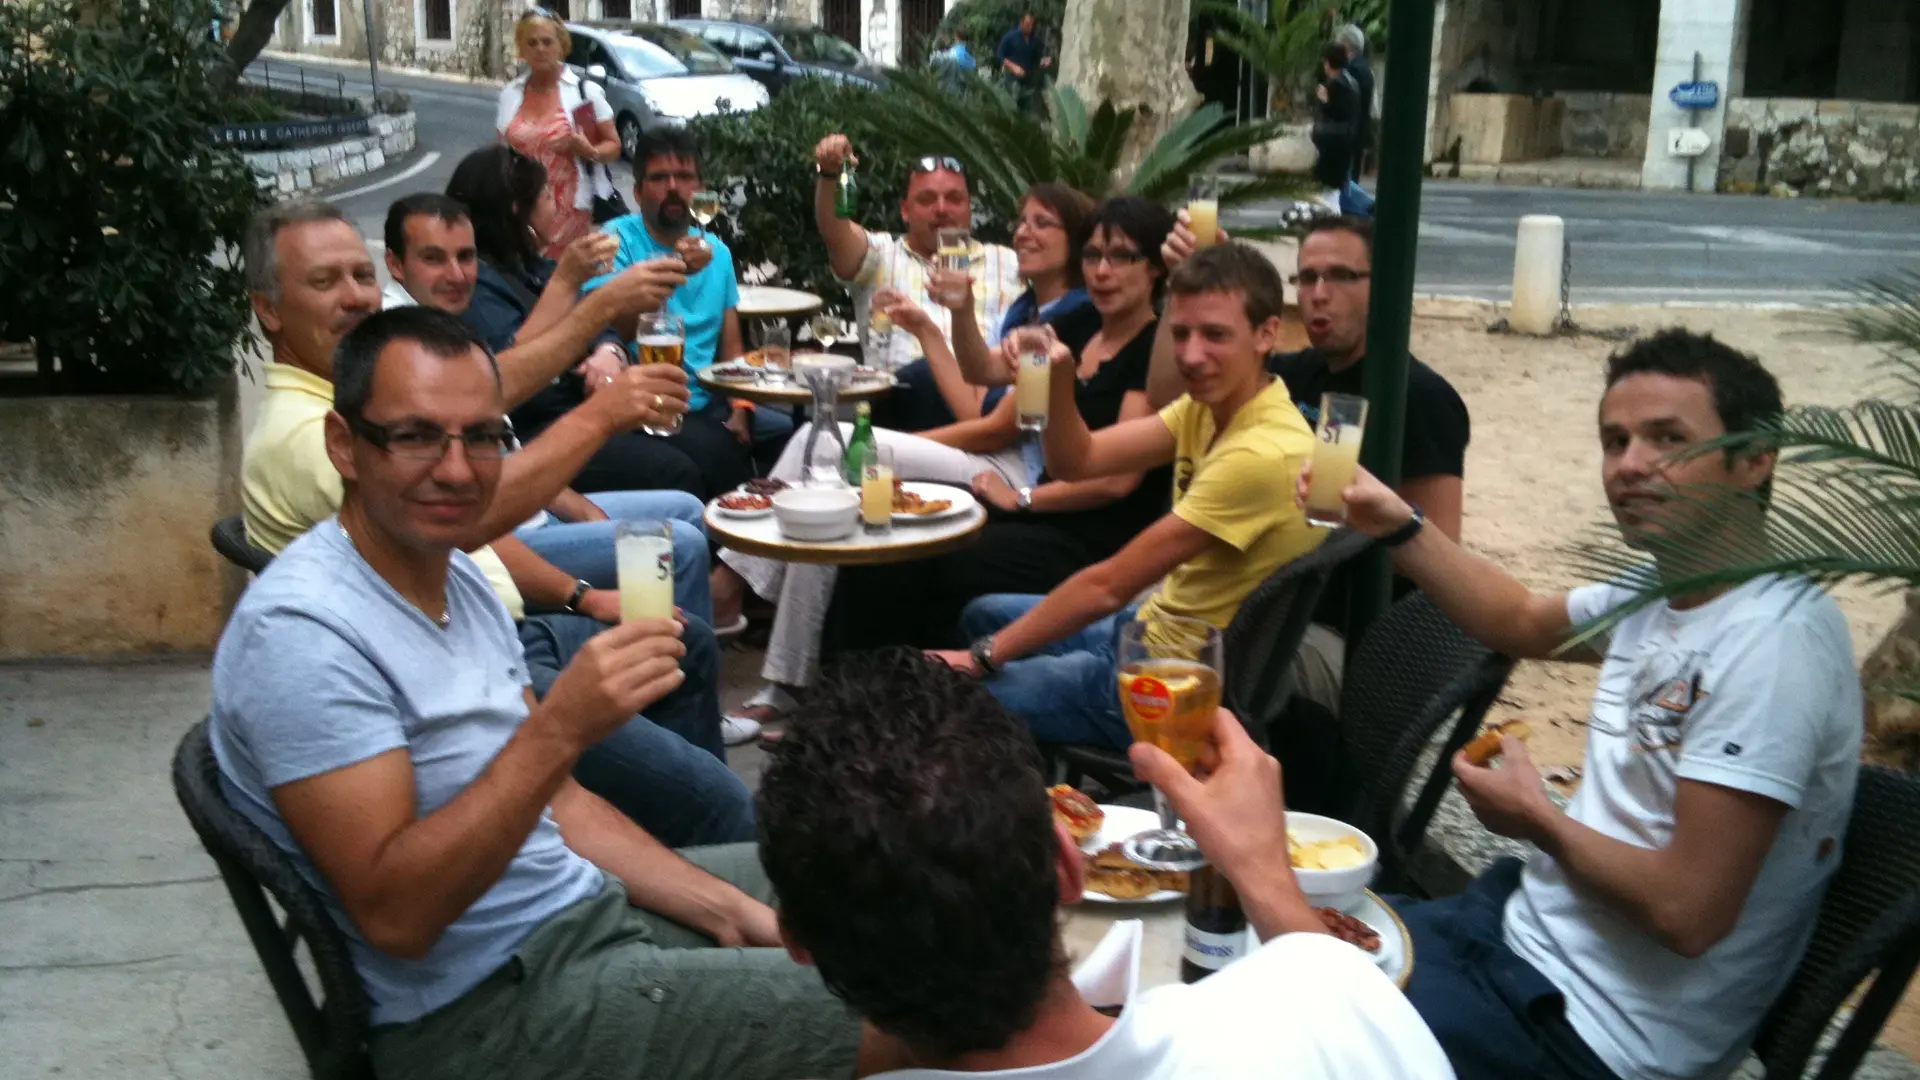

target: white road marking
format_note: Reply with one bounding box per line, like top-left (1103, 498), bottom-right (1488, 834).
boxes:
top-left (1672, 225), bottom-right (1839, 252)
top-left (325, 151), bottom-right (442, 201)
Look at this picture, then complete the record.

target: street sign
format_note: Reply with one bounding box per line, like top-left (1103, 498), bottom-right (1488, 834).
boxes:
top-left (1670, 80), bottom-right (1720, 110)
top-left (1668, 127), bottom-right (1713, 157)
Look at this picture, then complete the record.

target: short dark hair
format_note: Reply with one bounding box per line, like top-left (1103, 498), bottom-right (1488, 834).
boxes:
top-left (1085, 195), bottom-right (1177, 302)
top-left (1604, 328), bottom-right (1784, 499)
top-left (1301, 213), bottom-right (1374, 255)
top-left (1323, 41), bottom-right (1351, 67)
top-left (384, 193), bottom-right (470, 259)
top-left (446, 146), bottom-right (546, 271)
top-left (332, 306), bottom-right (499, 422)
top-left (634, 125), bottom-right (700, 177)
top-left (756, 649), bottom-right (1061, 1061)
top-left (1167, 242), bottom-right (1285, 327)
top-left (1021, 182), bottom-right (1096, 288)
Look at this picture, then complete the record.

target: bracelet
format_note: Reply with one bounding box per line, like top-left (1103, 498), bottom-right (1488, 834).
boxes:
top-left (1382, 505), bottom-right (1426, 548)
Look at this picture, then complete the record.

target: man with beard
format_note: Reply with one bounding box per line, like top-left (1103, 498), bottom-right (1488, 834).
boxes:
top-left (1326, 330), bottom-right (1862, 1080)
top-left (584, 126), bottom-right (757, 497)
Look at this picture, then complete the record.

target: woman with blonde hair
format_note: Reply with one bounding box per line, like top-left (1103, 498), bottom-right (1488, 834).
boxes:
top-left (496, 8), bottom-right (621, 259)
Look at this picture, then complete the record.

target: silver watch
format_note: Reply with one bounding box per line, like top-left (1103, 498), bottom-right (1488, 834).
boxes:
top-left (1016, 486), bottom-right (1033, 511)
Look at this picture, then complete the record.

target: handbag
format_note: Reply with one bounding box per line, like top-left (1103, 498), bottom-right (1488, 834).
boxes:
top-left (590, 161), bottom-right (629, 224)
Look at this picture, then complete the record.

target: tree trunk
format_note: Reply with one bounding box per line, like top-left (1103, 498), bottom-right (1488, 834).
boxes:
top-left (1059, 0), bottom-right (1199, 179)
top-left (213, 0), bottom-right (294, 94)
top-left (1863, 589), bottom-right (1920, 773)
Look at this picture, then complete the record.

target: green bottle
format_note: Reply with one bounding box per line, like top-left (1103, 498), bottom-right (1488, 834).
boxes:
top-left (835, 159), bottom-right (858, 219)
top-left (843, 401), bottom-right (875, 484)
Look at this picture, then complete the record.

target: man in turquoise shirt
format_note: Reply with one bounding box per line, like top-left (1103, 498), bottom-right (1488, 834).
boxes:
top-left (584, 126), bottom-right (756, 496)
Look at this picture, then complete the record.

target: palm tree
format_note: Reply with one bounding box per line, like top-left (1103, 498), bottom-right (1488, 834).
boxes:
top-left (842, 70), bottom-right (1307, 225)
top-left (1568, 272), bottom-right (1920, 762)
top-left (1196, 0), bottom-right (1339, 117)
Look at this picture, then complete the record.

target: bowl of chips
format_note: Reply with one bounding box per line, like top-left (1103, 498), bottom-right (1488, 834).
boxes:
top-left (1285, 813), bottom-right (1377, 913)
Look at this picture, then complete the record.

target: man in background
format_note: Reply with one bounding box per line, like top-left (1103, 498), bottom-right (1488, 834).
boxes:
top-left (996, 11), bottom-right (1051, 112)
top-left (1337, 25), bottom-right (1375, 179)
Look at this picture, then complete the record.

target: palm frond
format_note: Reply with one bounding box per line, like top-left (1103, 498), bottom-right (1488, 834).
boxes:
top-left (1810, 271), bottom-right (1920, 403)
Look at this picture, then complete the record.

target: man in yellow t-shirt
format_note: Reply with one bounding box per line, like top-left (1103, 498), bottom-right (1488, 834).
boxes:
top-left (932, 244), bottom-right (1322, 750)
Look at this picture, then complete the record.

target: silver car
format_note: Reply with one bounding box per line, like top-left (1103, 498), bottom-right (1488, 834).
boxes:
top-left (565, 22), bottom-right (769, 161)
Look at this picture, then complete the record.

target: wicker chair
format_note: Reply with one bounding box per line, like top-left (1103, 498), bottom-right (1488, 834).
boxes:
top-left (171, 719), bottom-right (374, 1080)
top-left (1749, 765), bottom-right (1920, 1079)
top-left (1330, 591), bottom-right (1514, 894)
top-left (211, 515), bottom-right (275, 575)
top-left (1044, 530), bottom-right (1374, 795)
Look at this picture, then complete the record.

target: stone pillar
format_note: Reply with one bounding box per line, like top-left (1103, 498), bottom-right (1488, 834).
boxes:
top-left (1640, 0), bottom-right (1751, 192)
top-left (1059, 0), bottom-right (1198, 178)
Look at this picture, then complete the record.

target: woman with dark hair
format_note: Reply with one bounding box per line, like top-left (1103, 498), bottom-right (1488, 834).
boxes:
top-left (447, 145), bottom-right (707, 499)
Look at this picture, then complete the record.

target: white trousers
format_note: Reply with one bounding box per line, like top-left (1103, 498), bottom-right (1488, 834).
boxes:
top-left (720, 423), bottom-right (1027, 687)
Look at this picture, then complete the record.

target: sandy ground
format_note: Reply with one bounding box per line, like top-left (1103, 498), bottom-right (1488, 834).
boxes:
top-left (1410, 300), bottom-right (1905, 774)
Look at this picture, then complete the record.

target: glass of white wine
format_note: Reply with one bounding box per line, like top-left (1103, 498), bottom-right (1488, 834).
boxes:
top-left (689, 189), bottom-right (721, 248)
top-left (809, 313), bottom-right (844, 354)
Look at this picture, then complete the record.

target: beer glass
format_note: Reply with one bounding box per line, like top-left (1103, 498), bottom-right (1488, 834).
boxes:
top-left (858, 444), bottom-right (894, 535)
top-left (755, 319), bottom-right (791, 373)
top-left (1118, 615), bottom-right (1223, 872)
top-left (1186, 175), bottom-right (1221, 249)
top-left (633, 312), bottom-right (686, 436)
top-left (615, 520), bottom-right (675, 624)
top-left (1009, 324), bottom-right (1054, 433)
top-left (867, 307), bottom-right (896, 373)
top-left (1303, 393), bottom-right (1369, 528)
top-left (934, 227), bottom-right (970, 305)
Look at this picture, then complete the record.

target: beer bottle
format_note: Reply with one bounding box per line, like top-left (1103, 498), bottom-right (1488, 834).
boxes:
top-left (835, 159), bottom-right (858, 219)
top-left (1180, 864), bottom-right (1248, 983)
top-left (843, 401), bottom-right (875, 485)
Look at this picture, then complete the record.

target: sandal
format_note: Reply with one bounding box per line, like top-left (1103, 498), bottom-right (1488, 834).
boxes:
top-left (723, 684), bottom-right (797, 747)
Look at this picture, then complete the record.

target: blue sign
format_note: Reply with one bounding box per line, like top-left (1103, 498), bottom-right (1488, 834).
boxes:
top-left (1669, 81), bottom-right (1721, 110)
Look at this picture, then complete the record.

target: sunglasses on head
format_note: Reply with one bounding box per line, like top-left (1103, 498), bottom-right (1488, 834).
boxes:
top-left (910, 156), bottom-right (966, 176)
top-left (518, 5), bottom-right (557, 20)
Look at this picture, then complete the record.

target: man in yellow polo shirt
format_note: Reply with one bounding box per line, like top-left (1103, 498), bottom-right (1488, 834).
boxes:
top-left (932, 244), bottom-right (1322, 749)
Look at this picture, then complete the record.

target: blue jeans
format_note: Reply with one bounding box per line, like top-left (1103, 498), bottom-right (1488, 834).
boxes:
top-left (959, 595), bottom-right (1139, 750)
top-left (516, 612), bottom-right (754, 848)
top-left (516, 490), bottom-right (714, 624)
top-left (1391, 859), bottom-right (1618, 1080)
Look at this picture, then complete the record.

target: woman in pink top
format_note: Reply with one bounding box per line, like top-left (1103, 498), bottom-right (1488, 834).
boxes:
top-left (496, 10), bottom-right (620, 259)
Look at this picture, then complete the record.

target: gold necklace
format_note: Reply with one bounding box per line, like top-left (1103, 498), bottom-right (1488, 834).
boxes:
top-left (337, 521), bottom-right (452, 629)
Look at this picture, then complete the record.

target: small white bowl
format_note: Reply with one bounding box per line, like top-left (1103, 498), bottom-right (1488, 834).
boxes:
top-left (1287, 812), bottom-right (1379, 912)
top-left (792, 352), bottom-right (857, 385)
top-left (771, 486), bottom-right (860, 542)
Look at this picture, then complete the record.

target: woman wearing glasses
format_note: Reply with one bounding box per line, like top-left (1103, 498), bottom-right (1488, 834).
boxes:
top-left (497, 10), bottom-right (620, 259)
top-left (713, 196), bottom-right (1175, 734)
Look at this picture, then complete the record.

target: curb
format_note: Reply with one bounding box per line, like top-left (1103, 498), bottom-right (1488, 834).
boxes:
top-left (244, 111), bottom-right (418, 195)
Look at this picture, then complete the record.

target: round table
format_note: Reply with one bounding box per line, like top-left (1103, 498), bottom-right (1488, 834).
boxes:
top-left (735, 285), bottom-right (824, 319)
top-left (695, 365), bottom-right (896, 409)
top-left (704, 499), bottom-right (986, 566)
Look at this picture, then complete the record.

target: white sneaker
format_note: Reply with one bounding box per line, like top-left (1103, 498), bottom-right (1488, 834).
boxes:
top-left (720, 713), bottom-right (762, 746)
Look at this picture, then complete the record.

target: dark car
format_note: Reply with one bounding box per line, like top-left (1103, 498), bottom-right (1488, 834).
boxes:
top-left (670, 17), bottom-right (883, 95)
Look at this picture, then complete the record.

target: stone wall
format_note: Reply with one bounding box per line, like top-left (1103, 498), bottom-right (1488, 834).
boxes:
top-left (1559, 91), bottom-right (1649, 160)
top-left (1719, 98), bottom-right (1920, 199)
top-left (242, 110), bottom-right (417, 196)
top-left (0, 386), bottom-right (244, 660)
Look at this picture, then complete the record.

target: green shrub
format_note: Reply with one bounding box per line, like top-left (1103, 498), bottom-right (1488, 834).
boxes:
top-left (0, 0), bottom-right (266, 395)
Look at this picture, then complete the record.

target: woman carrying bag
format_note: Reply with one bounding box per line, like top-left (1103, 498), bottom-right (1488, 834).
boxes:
top-left (497, 9), bottom-right (625, 258)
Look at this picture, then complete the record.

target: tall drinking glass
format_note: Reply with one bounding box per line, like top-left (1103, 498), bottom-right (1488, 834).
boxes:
top-left (615, 520), bottom-right (675, 624)
top-left (1009, 324), bottom-right (1054, 433)
top-left (633, 312), bottom-right (686, 436)
top-left (859, 444), bottom-right (895, 535)
top-left (1118, 615), bottom-right (1223, 872)
top-left (755, 319), bottom-right (792, 373)
top-left (1186, 176), bottom-right (1221, 249)
top-left (934, 227), bottom-right (971, 305)
top-left (868, 308), bottom-right (896, 373)
top-left (1303, 393), bottom-right (1369, 529)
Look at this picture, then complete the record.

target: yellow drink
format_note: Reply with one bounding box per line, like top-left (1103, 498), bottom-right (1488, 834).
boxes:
top-left (861, 467), bottom-right (894, 527)
top-left (1187, 199), bottom-right (1220, 248)
top-left (637, 335), bottom-right (684, 369)
top-left (1015, 345), bottom-right (1050, 431)
top-left (615, 532), bottom-right (674, 623)
top-left (1304, 425), bottom-right (1364, 528)
top-left (1118, 659), bottom-right (1221, 771)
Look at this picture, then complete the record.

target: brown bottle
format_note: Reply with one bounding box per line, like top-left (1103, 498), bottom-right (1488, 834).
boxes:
top-left (1180, 863), bottom-right (1248, 983)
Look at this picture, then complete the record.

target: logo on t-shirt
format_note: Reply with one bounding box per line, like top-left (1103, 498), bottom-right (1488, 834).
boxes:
top-left (1608, 652), bottom-right (1708, 754)
top-left (1173, 457), bottom-right (1195, 499)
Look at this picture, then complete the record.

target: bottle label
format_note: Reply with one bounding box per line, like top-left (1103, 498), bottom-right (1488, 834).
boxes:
top-left (1125, 676), bottom-right (1171, 721)
top-left (1182, 925), bottom-right (1248, 972)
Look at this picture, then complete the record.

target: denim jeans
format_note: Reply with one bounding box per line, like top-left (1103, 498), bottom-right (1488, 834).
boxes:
top-left (516, 612), bottom-right (754, 848)
top-left (959, 595), bottom-right (1140, 750)
top-left (515, 490), bottom-right (714, 624)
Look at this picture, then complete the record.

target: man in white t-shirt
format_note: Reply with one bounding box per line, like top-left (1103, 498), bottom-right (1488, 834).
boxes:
top-left (756, 649), bottom-right (1453, 1079)
top-left (1332, 329), bottom-right (1863, 1079)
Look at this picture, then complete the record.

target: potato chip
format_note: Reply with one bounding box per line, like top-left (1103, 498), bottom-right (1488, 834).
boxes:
top-left (1287, 830), bottom-right (1368, 871)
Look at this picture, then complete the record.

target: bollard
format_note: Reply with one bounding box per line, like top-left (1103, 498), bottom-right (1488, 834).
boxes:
top-left (1509, 215), bottom-right (1565, 336)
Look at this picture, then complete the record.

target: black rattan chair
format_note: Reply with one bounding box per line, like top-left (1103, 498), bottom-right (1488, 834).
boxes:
top-left (1329, 591), bottom-right (1514, 893)
top-left (1045, 529), bottom-right (1375, 795)
top-left (211, 515), bottom-right (275, 575)
top-left (1750, 765), bottom-right (1920, 1079)
top-left (172, 719), bottom-right (373, 1080)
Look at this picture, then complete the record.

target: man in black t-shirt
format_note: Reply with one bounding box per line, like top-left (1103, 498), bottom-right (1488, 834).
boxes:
top-left (1149, 215), bottom-right (1470, 712)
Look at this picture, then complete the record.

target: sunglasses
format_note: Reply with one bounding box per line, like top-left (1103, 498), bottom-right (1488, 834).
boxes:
top-left (517, 6), bottom-right (558, 20)
top-left (910, 155), bottom-right (967, 176)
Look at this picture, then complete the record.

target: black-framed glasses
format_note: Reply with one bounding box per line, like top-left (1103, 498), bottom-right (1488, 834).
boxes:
top-left (910, 155), bottom-right (966, 176)
top-left (1289, 268), bottom-right (1371, 288)
top-left (1081, 246), bottom-right (1148, 268)
top-left (346, 415), bottom-right (512, 461)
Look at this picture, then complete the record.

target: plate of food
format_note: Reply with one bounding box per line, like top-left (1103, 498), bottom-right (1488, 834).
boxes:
top-left (1321, 891), bottom-right (1410, 985)
top-left (1063, 799), bottom-right (1189, 904)
top-left (738, 477), bottom-right (790, 497)
top-left (891, 481), bottom-right (976, 524)
top-left (713, 491), bottom-right (774, 518)
top-left (706, 362), bottom-right (760, 383)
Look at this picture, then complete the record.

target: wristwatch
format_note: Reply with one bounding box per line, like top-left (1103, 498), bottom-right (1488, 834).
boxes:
top-left (1016, 486), bottom-right (1033, 511)
top-left (563, 579), bottom-right (593, 614)
top-left (1382, 505), bottom-right (1426, 548)
top-left (969, 635), bottom-right (1000, 676)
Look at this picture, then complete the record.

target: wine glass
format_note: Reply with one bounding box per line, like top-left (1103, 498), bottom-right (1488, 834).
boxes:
top-left (689, 189), bottom-right (720, 246)
top-left (809, 313), bottom-right (844, 353)
top-left (1117, 615), bottom-right (1223, 872)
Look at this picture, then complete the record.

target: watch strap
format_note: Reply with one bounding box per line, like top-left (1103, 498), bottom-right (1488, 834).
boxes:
top-left (969, 635), bottom-right (1000, 676)
top-left (1016, 486), bottom-right (1033, 511)
top-left (1382, 506), bottom-right (1426, 549)
top-left (564, 579), bottom-right (593, 613)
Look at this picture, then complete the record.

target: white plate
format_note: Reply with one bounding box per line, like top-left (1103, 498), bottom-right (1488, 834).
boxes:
top-left (892, 482), bottom-right (978, 524)
top-left (736, 285), bottom-right (824, 317)
top-left (712, 503), bottom-right (774, 520)
top-left (1078, 804), bottom-right (1186, 905)
top-left (1348, 890), bottom-right (1410, 985)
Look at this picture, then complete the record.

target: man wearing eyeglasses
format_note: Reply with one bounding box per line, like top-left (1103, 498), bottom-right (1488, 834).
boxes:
top-left (1147, 215), bottom-right (1469, 728)
top-left (812, 134), bottom-right (1023, 422)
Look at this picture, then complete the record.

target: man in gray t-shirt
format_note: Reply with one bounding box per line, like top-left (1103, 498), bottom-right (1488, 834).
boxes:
top-left (211, 307), bottom-right (869, 1078)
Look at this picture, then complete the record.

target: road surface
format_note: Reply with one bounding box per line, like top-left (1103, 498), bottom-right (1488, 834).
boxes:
top-left (258, 57), bottom-right (1920, 305)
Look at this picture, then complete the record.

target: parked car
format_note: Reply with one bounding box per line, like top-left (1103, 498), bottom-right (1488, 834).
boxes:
top-left (670, 17), bottom-right (883, 95)
top-left (565, 22), bottom-right (769, 161)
